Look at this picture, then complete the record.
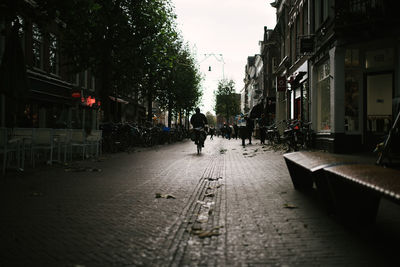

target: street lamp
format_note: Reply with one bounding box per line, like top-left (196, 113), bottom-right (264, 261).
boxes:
top-left (201, 53), bottom-right (225, 79)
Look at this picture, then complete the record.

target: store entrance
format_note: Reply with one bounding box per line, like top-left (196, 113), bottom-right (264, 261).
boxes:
top-left (365, 72), bottom-right (393, 150)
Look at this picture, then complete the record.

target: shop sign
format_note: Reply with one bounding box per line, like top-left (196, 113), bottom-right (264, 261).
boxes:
top-left (81, 95), bottom-right (97, 107)
top-left (72, 91), bottom-right (81, 98)
top-left (277, 76), bottom-right (287, 92)
top-left (299, 36), bottom-right (314, 54)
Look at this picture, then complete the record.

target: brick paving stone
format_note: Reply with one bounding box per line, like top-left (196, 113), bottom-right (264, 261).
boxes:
top-left (1, 137), bottom-right (400, 266)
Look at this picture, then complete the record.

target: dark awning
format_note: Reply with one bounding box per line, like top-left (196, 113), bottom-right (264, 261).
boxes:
top-left (249, 103), bottom-right (264, 119)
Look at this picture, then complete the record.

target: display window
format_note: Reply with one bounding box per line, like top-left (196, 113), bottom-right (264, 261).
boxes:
top-left (344, 70), bottom-right (360, 132)
top-left (317, 60), bottom-right (330, 132)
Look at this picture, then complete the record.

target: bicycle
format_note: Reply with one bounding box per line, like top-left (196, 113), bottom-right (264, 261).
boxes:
top-left (300, 121), bottom-right (313, 150)
top-left (193, 127), bottom-right (206, 154)
top-left (283, 120), bottom-right (301, 152)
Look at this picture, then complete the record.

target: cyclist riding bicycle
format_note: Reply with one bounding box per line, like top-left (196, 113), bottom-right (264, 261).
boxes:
top-left (190, 107), bottom-right (208, 147)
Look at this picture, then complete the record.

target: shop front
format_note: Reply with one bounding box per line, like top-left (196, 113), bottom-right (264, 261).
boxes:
top-left (311, 40), bottom-right (399, 153)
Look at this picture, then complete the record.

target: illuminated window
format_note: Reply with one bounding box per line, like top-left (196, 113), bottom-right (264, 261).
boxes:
top-left (32, 24), bottom-right (43, 69)
top-left (49, 33), bottom-right (59, 75)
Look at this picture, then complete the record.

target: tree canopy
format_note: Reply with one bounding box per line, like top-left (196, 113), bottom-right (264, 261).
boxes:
top-left (214, 79), bottom-right (240, 123)
top-left (0, 0), bottom-right (203, 123)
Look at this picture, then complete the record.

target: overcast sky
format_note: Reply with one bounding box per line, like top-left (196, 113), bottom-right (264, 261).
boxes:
top-left (172, 0), bottom-right (276, 114)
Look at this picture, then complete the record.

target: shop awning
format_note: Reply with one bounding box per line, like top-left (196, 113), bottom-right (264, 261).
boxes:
top-left (109, 96), bottom-right (129, 104)
top-left (249, 103), bottom-right (264, 119)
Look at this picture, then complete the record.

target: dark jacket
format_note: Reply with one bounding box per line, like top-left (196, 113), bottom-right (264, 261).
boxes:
top-left (190, 113), bottom-right (208, 128)
top-left (258, 117), bottom-right (268, 128)
top-left (245, 117), bottom-right (254, 132)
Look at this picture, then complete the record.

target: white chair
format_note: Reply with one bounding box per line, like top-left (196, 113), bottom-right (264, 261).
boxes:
top-left (12, 128), bottom-right (34, 169)
top-left (69, 129), bottom-right (90, 160)
top-left (86, 130), bottom-right (102, 158)
top-left (31, 128), bottom-right (54, 168)
top-left (0, 128), bottom-right (19, 175)
top-left (53, 129), bottom-right (70, 163)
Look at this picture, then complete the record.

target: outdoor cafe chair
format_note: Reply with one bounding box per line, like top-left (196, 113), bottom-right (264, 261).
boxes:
top-left (53, 128), bottom-right (70, 163)
top-left (69, 129), bottom-right (90, 160)
top-left (86, 129), bottom-right (102, 158)
top-left (0, 128), bottom-right (20, 175)
top-left (12, 128), bottom-right (34, 169)
top-left (31, 128), bottom-right (54, 168)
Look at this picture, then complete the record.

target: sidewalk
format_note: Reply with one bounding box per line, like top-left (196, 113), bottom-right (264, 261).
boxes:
top-left (1, 138), bottom-right (399, 266)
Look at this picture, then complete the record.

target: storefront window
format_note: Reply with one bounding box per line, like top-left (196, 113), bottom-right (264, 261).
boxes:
top-left (345, 71), bottom-right (360, 132)
top-left (317, 60), bottom-right (330, 132)
top-left (345, 49), bottom-right (359, 67)
top-left (302, 82), bottom-right (309, 122)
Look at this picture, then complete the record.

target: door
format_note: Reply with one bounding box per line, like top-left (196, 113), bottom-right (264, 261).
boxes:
top-left (365, 73), bottom-right (393, 149)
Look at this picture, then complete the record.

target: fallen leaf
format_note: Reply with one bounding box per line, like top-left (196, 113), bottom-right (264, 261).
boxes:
top-left (207, 184), bottom-right (223, 190)
top-left (283, 203), bottom-right (298, 209)
top-left (198, 231), bottom-right (220, 238)
top-left (30, 192), bottom-right (43, 197)
top-left (207, 177), bottom-right (222, 181)
top-left (155, 193), bottom-right (176, 199)
top-left (64, 168), bottom-right (101, 172)
top-left (205, 193), bottom-right (215, 197)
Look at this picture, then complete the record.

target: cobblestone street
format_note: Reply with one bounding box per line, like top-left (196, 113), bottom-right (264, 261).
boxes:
top-left (1, 137), bottom-right (400, 266)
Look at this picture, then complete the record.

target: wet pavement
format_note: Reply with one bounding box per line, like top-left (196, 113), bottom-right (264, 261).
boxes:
top-left (1, 137), bottom-right (400, 266)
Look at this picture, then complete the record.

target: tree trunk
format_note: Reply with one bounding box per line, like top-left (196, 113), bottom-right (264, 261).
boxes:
top-left (99, 52), bottom-right (112, 122)
top-left (147, 91), bottom-right (153, 122)
top-left (186, 109), bottom-right (190, 130)
top-left (168, 105), bottom-right (172, 128)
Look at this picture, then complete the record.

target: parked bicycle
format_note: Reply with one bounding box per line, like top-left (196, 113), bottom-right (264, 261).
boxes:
top-left (283, 120), bottom-right (301, 152)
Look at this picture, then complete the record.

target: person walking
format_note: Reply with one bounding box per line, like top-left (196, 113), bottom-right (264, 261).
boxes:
top-left (258, 113), bottom-right (268, 145)
top-left (226, 124), bottom-right (232, 140)
top-left (245, 116), bottom-right (254, 145)
top-left (209, 126), bottom-right (215, 140)
top-left (233, 123), bottom-right (239, 139)
top-left (238, 116), bottom-right (247, 147)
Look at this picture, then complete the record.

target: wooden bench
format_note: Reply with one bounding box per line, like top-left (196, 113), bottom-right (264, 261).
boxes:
top-left (283, 151), bottom-right (400, 224)
top-left (283, 151), bottom-right (359, 189)
top-left (323, 164), bottom-right (400, 224)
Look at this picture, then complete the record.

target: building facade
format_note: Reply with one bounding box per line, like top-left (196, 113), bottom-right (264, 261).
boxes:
top-left (265, 0), bottom-right (400, 152)
top-left (0, 6), bottom-right (100, 130)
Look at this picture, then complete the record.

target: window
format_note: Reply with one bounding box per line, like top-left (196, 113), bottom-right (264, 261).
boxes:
top-left (315, 0), bottom-right (329, 29)
top-left (49, 33), bottom-right (59, 75)
top-left (317, 60), bottom-right (330, 131)
top-left (32, 24), bottom-right (43, 69)
top-left (15, 16), bottom-right (25, 53)
top-left (303, 2), bottom-right (308, 35)
top-left (345, 49), bottom-right (360, 67)
top-left (290, 25), bottom-right (295, 63)
top-left (70, 73), bottom-right (79, 85)
top-left (91, 76), bottom-right (96, 91)
top-left (365, 48), bottom-right (393, 69)
top-left (345, 71), bottom-right (360, 132)
top-left (0, 23), bottom-right (4, 65)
